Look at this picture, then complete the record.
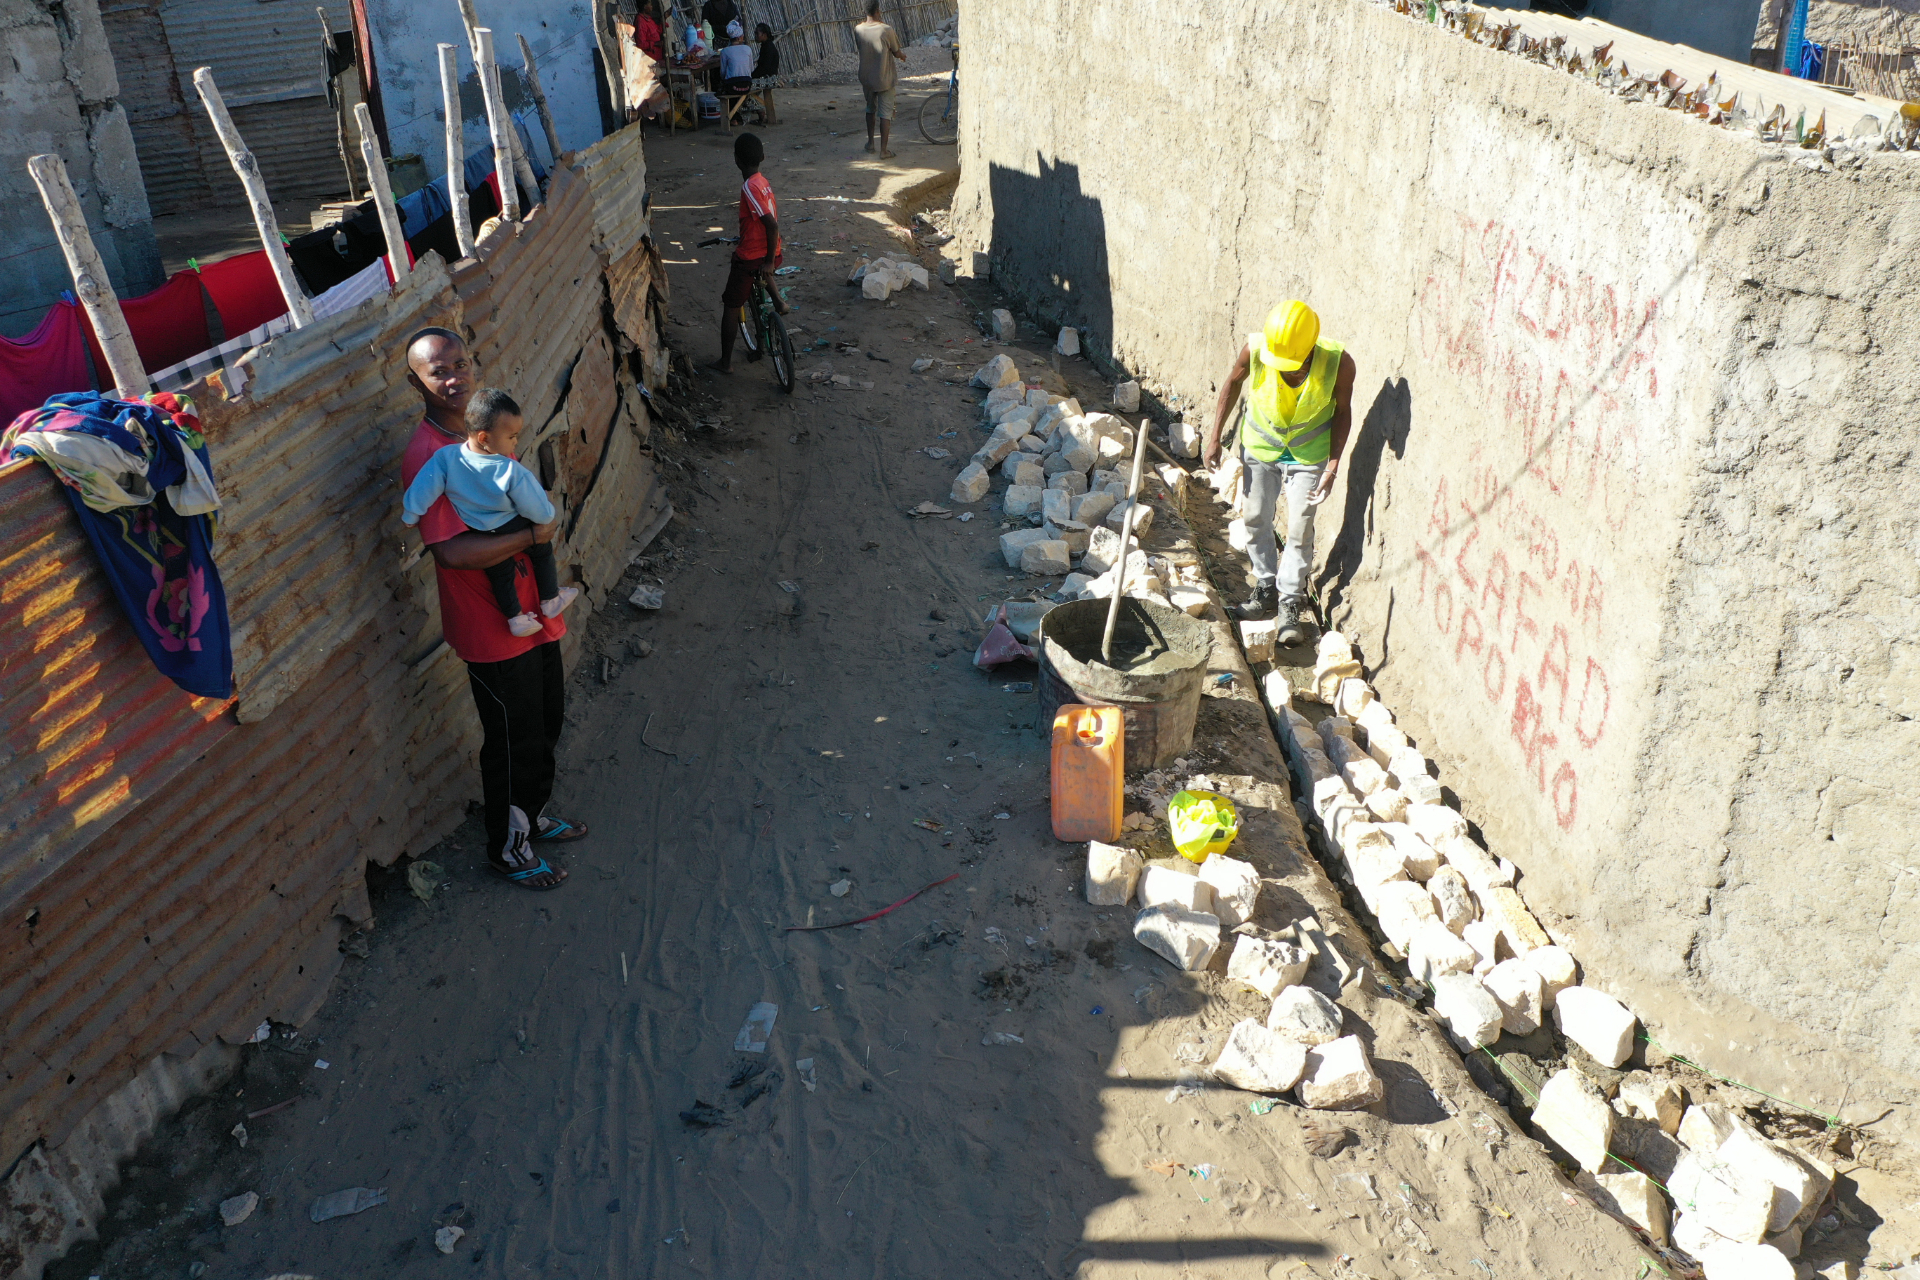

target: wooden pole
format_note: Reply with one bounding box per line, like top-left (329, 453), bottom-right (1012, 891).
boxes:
top-left (438, 42), bottom-right (477, 261)
top-left (192, 67), bottom-right (315, 328)
top-left (517, 33), bottom-right (566, 164)
top-left (27, 153), bottom-right (147, 396)
top-left (455, 0), bottom-right (482, 56)
top-left (453, 3), bottom-right (539, 200)
top-left (1100, 418), bottom-right (1153, 666)
top-left (473, 28), bottom-right (520, 223)
top-left (353, 102), bottom-right (411, 279)
top-left (591, 0), bottom-right (627, 116)
top-left (317, 6), bottom-right (358, 197)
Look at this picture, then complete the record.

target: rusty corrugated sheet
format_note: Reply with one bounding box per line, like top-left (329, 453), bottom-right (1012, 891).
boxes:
top-left (99, 0), bottom-right (212, 219)
top-left (0, 141), bottom-right (669, 1172)
top-left (575, 121), bottom-right (650, 261)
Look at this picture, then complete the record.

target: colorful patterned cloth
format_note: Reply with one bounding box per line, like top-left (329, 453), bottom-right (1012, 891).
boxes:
top-left (3, 392), bottom-right (232, 698)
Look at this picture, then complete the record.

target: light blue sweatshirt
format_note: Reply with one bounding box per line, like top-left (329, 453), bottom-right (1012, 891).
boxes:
top-left (402, 442), bottom-right (555, 531)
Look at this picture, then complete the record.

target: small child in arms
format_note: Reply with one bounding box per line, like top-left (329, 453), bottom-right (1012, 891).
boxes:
top-left (403, 387), bottom-right (578, 637)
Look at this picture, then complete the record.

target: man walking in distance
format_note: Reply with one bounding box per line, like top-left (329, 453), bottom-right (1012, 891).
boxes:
top-left (1202, 300), bottom-right (1356, 646)
top-left (855, 0), bottom-right (905, 157)
top-left (401, 328), bottom-right (588, 889)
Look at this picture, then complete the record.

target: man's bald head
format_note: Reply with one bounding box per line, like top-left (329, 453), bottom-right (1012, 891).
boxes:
top-left (405, 327), bottom-right (474, 421)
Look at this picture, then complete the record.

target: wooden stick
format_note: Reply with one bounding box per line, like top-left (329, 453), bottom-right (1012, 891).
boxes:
top-left (455, 0), bottom-right (482, 57)
top-left (473, 28), bottom-right (520, 222)
top-left (591, 0), bottom-right (627, 115)
top-left (192, 67), bottom-right (315, 328)
top-left (1100, 418), bottom-right (1153, 666)
top-left (317, 6), bottom-right (357, 197)
top-left (438, 42), bottom-right (477, 261)
top-left (454, 1), bottom-right (537, 195)
top-left (518, 33), bottom-right (566, 165)
top-left (353, 102), bottom-right (411, 278)
top-left (26, 153), bottom-right (147, 396)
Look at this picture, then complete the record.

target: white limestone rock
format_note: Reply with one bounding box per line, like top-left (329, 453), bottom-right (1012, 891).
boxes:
top-left (1333, 677), bottom-right (1373, 719)
top-left (1133, 903), bottom-right (1220, 971)
top-left (1105, 499), bottom-right (1154, 533)
top-left (1266, 984), bottom-right (1345, 1046)
top-left (1400, 771), bottom-right (1445, 806)
top-left (1210, 1018), bottom-right (1309, 1094)
top-left (1316, 713), bottom-right (1354, 741)
top-left (1197, 856), bottom-right (1260, 929)
top-left (1073, 490), bottom-right (1117, 527)
top-left (992, 308), bottom-right (1015, 341)
top-left (1138, 865), bottom-right (1214, 914)
top-left (1086, 841), bottom-right (1143, 906)
top-left (1363, 787), bottom-right (1409, 824)
top-left (1404, 803), bottom-right (1468, 845)
top-left (1554, 986), bottom-right (1638, 1068)
top-left (1433, 833), bottom-right (1511, 895)
top-left (1374, 880), bottom-right (1439, 952)
top-left (1483, 958), bottom-right (1546, 1034)
top-left (1312, 775), bottom-right (1357, 820)
top-left (972, 355), bottom-right (1019, 389)
top-left (1297, 1035), bottom-right (1383, 1110)
top-left (1463, 919), bottom-right (1505, 975)
top-left (1381, 823), bottom-right (1441, 880)
top-left (1113, 379), bottom-right (1141, 412)
top-left (1617, 1075), bottom-right (1685, 1135)
top-left (1048, 469), bottom-right (1089, 497)
top-left (1003, 455), bottom-right (1043, 486)
top-left (1697, 1241), bottom-right (1793, 1280)
top-left (1041, 488), bottom-right (1073, 527)
top-left (1678, 1102), bottom-right (1740, 1153)
top-left (950, 462), bottom-right (990, 504)
top-left (1409, 920), bottom-right (1480, 984)
top-left (1168, 584), bottom-right (1211, 616)
top-left (1427, 866), bottom-right (1477, 933)
top-left (1479, 886), bottom-right (1550, 955)
top-left (1670, 1148), bottom-right (1780, 1244)
top-left (1239, 619), bottom-right (1279, 664)
top-left (1430, 972), bottom-right (1504, 1047)
top-left (1226, 936), bottom-right (1310, 997)
top-left (1720, 1124), bottom-right (1831, 1235)
top-left (1366, 723), bottom-right (1411, 767)
top-left (1169, 420), bottom-right (1202, 457)
top-left (1058, 572), bottom-right (1096, 600)
top-left (1355, 698), bottom-right (1396, 737)
top-left (1004, 484), bottom-right (1046, 519)
top-left (1043, 520), bottom-right (1089, 558)
top-left (999, 526), bottom-right (1052, 568)
top-left (1342, 757), bottom-right (1390, 797)
top-left (1055, 326), bottom-right (1080, 355)
top-left (1534, 1068), bottom-right (1616, 1173)
top-left (1582, 1170), bottom-right (1670, 1246)
top-left (1048, 440), bottom-right (1097, 474)
top-left (1523, 945), bottom-right (1579, 1007)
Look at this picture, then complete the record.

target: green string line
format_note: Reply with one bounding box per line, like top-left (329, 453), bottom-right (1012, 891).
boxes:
top-left (1637, 1032), bottom-right (1843, 1128)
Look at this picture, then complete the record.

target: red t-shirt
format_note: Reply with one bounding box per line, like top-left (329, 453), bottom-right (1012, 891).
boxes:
top-left (737, 172), bottom-right (780, 262)
top-left (401, 417), bottom-right (565, 664)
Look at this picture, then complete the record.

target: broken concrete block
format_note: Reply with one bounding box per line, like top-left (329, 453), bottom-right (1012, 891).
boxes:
top-left (1342, 757), bottom-right (1390, 797)
top-left (1086, 841), bottom-right (1143, 906)
top-left (1696, 1241), bottom-right (1793, 1280)
top-left (1113, 379), bottom-right (1141, 412)
top-left (1267, 984), bottom-right (1345, 1045)
top-left (1239, 618), bottom-right (1279, 663)
top-left (1374, 880), bottom-right (1440, 952)
top-left (1333, 677), bottom-right (1373, 719)
top-left (1073, 491), bottom-right (1117, 527)
top-left (1404, 803), bottom-right (1468, 845)
top-left (999, 526), bottom-right (1052, 568)
top-left (1020, 539), bottom-right (1071, 577)
top-left (1580, 1169), bottom-right (1670, 1246)
top-left (1433, 834), bottom-right (1511, 895)
top-left (1133, 903), bottom-right (1219, 971)
top-left (1003, 484), bottom-right (1046, 518)
top-left (1720, 1125), bottom-right (1830, 1235)
top-left (1678, 1102), bottom-right (1740, 1153)
top-left (1169, 421), bottom-right (1202, 458)
top-left (1226, 936), bottom-right (1310, 997)
top-left (1523, 945), bottom-right (1579, 1008)
top-left (1617, 1075), bottom-right (1685, 1135)
top-left (1363, 787), bottom-right (1409, 824)
top-left (1483, 958), bottom-right (1546, 1034)
top-left (1535, 1068), bottom-right (1616, 1173)
top-left (1168, 584), bottom-right (1210, 616)
top-left (1480, 886), bottom-right (1551, 956)
top-left (1409, 920), bottom-right (1480, 984)
top-left (1105, 499), bottom-right (1153, 533)
top-left (1210, 1018), bottom-right (1309, 1094)
top-left (1670, 1148), bottom-right (1780, 1243)
top-left (1055, 326), bottom-right (1079, 355)
top-left (1554, 986), bottom-right (1638, 1068)
top-left (1138, 865), bottom-right (1214, 914)
top-left (1427, 866), bottom-right (1477, 933)
top-left (1042, 488), bottom-right (1073, 526)
top-left (1043, 520), bottom-right (1089, 558)
top-left (1297, 1035), bottom-right (1383, 1110)
top-left (1048, 469), bottom-right (1089, 498)
top-left (992, 308), bottom-right (1015, 341)
top-left (1197, 856), bottom-right (1260, 929)
top-left (1431, 972), bottom-right (1504, 1047)
top-left (951, 463), bottom-right (989, 504)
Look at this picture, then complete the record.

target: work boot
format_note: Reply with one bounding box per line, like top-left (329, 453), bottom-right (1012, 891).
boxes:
top-left (1276, 597), bottom-right (1312, 648)
top-left (1232, 583), bottom-right (1278, 621)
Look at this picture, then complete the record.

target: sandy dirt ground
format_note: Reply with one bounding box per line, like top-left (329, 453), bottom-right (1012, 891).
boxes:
top-left (48, 76), bottom-right (1689, 1280)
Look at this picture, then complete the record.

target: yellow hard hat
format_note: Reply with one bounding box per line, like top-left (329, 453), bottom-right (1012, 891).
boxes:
top-left (1257, 300), bottom-right (1320, 372)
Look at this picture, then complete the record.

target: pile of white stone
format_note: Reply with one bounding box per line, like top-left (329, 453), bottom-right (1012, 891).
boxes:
top-left (950, 355), bottom-right (1210, 611)
top-left (1086, 840), bottom-right (1386, 1110)
top-left (1272, 631), bottom-right (1832, 1276)
top-left (847, 255), bottom-right (930, 300)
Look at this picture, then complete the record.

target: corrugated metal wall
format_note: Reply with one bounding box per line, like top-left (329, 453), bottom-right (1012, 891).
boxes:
top-left (100, 0), bottom-right (349, 217)
top-left (0, 123), bottom-right (670, 1177)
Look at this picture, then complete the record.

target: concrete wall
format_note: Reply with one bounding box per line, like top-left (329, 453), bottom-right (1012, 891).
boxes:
top-left (0, 0), bottom-right (161, 336)
top-left (952, 0), bottom-right (1920, 1142)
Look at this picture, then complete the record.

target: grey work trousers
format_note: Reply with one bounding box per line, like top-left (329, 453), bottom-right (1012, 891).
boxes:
top-left (1240, 452), bottom-right (1325, 605)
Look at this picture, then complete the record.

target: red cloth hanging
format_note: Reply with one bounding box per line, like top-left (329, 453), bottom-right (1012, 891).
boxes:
top-left (0, 301), bottom-right (94, 426)
top-left (79, 270), bottom-right (212, 380)
top-left (196, 251), bottom-right (289, 338)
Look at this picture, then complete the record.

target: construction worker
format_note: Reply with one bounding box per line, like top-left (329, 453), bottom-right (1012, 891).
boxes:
top-left (1202, 300), bottom-right (1356, 645)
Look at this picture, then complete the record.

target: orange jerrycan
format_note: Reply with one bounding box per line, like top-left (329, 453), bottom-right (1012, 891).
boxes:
top-left (1051, 704), bottom-right (1124, 842)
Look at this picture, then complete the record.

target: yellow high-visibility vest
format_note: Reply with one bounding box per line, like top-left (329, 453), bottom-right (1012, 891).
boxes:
top-left (1242, 337), bottom-right (1343, 465)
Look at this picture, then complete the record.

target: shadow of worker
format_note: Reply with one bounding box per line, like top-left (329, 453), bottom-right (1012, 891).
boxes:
top-left (986, 155), bottom-right (1112, 347)
top-left (1316, 377), bottom-right (1411, 613)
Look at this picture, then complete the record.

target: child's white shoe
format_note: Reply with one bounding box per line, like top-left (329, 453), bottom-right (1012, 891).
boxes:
top-left (541, 586), bottom-right (580, 618)
top-left (508, 612), bottom-right (543, 637)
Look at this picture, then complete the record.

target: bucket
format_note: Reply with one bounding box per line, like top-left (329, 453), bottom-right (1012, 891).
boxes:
top-left (697, 92), bottom-right (722, 119)
top-left (1037, 597), bottom-right (1211, 771)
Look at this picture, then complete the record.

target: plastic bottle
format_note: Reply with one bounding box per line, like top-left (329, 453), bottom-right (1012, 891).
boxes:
top-left (1051, 704), bottom-right (1123, 842)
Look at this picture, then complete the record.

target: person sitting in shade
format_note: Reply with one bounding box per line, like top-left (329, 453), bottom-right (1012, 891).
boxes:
top-left (718, 24), bottom-right (756, 98)
top-left (752, 22), bottom-right (781, 124)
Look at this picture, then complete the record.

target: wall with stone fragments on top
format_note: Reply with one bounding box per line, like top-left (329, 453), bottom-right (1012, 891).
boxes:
top-left (950, 0), bottom-right (1920, 1142)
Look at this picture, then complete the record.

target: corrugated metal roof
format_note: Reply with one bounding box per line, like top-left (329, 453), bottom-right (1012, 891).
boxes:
top-left (0, 146), bottom-right (670, 1166)
top-left (158, 0), bottom-right (328, 102)
top-left (575, 120), bottom-right (650, 261)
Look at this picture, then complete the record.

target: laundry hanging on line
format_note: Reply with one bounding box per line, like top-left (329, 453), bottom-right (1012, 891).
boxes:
top-left (0, 300), bottom-right (93, 426)
top-left (197, 251), bottom-right (289, 340)
top-left (80, 270), bottom-right (211, 387)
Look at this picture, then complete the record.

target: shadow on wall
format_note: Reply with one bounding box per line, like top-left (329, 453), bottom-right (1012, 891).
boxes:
top-left (986, 157), bottom-right (1112, 354)
top-left (1317, 377), bottom-right (1413, 613)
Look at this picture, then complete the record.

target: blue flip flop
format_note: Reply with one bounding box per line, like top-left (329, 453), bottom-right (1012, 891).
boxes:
top-left (490, 855), bottom-right (567, 889)
top-left (533, 816), bottom-right (590, 842)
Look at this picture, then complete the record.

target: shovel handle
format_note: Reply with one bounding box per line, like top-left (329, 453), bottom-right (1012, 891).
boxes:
top-left (1100, 417), bottom-right (1153, 665)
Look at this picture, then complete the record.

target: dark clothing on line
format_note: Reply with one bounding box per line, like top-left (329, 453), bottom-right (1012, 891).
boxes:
top-left (467, 639), bottom-right (565, 855)
top-left (482, 515), bottom-right (560, 619)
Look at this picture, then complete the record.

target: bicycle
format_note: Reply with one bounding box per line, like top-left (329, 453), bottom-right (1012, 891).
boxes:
top-left (697, 236), bottom-right (796, 394)
top-left (919, 45), bottom-right (957, 145)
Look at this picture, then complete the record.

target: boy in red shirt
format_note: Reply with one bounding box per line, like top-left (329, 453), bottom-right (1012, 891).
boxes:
top-left (713, 132), bottom-right (786, 373)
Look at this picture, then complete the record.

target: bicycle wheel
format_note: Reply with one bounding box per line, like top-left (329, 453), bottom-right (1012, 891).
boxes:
top-left (919, 85), bottom-right (957, 145)
top-left (740, 305), bottom-right (763, 362)
top-left (767, 308), bottom-right (796, 394)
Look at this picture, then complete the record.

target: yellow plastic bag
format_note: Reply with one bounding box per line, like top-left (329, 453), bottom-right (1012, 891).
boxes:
top-left (1168, 789), bottom-right (1238, 863)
